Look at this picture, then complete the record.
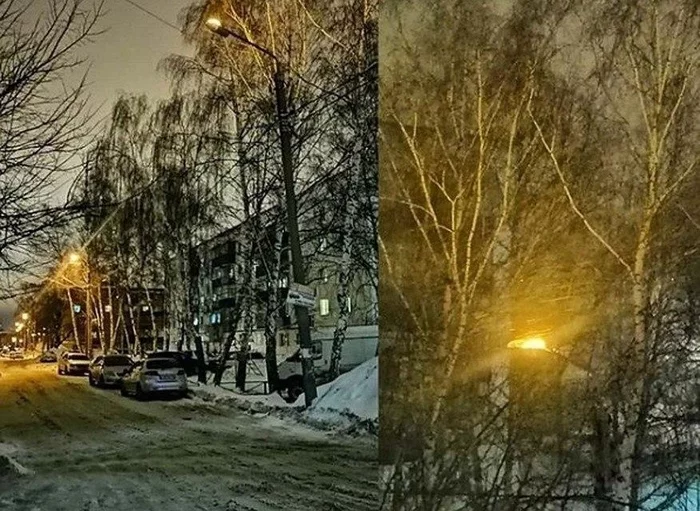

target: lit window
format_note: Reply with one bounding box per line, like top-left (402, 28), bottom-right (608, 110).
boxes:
top-left (104, 305), bottom-right (112, 313)
top-left (278, 276), bottom-right (289, 288)
top-left (142, 305), bottom-right (149, 312)
top-left (319, 299), bottom-right (330, 316)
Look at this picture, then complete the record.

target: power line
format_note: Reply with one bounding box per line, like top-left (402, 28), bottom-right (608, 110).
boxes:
top-left (119, 0), bottom-right (183, 34)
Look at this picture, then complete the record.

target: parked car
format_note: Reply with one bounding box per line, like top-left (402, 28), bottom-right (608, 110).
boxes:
top-left (146, 351), bottom-right (197, 377)
top-left (120, 358), bottom-right (188, 400)
top-left (57, 352), bottom-right (90, 375)
top-left (39, 351), bottom-right (57, 363)
top-left (88, 354), bottom-right (133, 387)
top-left (9, 350), bottom-right (24, 360)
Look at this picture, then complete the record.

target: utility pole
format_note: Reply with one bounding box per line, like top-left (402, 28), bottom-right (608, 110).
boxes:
top-left (273, 65), bottom-right (317, 406)
top-left (204, 17), bottom-right (317, 406)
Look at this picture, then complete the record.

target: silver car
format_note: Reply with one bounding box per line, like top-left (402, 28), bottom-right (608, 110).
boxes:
top-left (88, 354), bottom-right (133, 387)
top-left (120, 358), bottom-right (188, 399)
top-left (58, 352), bottom-right (90, 375)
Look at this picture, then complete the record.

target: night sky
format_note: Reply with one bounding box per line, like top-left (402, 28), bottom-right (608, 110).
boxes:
top-left (87, 0), bottom-right (193, 116)
top-left (0, 0), bottom-right (193, 328)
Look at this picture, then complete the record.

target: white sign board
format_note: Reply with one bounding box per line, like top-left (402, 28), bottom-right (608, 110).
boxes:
top-left (286, 282), bottom-right (316, 308)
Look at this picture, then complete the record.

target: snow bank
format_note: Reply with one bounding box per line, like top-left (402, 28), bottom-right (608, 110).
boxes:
top-left (185, 358), bottom-right (379, 437)
top-left (188, 380), bottom-right (294, 411)
top-left (305, 356), bottom-right (378, 425)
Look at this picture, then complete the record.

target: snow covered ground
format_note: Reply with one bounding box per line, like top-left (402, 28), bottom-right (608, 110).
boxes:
top-left (186, 356), bottom-right (379, 435)
top-left (0, 359), bottom-right (377, 510)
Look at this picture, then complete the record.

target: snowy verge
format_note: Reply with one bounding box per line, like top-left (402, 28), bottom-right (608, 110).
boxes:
top-left (185, 357), bottom-right (378, 437)
top-left (302, 356), bottom-right (378, 430)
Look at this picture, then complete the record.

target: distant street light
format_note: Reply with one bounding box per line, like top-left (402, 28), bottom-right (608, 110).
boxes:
top-left (204, 16), bottom-right (317, 406)
top-left (21, 312), bottom-right (29, 321)
top-left (68, 252), bottom-right (81, 265)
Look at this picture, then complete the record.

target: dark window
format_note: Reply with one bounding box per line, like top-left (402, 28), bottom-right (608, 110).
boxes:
top-left (146, 359), bottom-right (180, 370)
top-left (104, 355), bottom-right (132, 366)
top-left (147, 351), bottom-right (183, 361)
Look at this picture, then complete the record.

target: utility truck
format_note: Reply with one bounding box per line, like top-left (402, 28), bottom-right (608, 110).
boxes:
top-left (277, 324), bottom-right (378, 402)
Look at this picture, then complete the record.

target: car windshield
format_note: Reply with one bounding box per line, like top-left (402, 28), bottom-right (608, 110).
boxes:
top-left (145, 359), bottom-right (179, 370)
top-left (148, 352), bottom-right (182, 360)
top-left (104, 355), bottom-right (131, 366)
top-left (68, 354), bottom-right (89, 361)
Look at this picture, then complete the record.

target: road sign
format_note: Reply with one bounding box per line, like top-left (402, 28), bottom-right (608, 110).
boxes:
top-left (286, 282), bottom-right (315, 308)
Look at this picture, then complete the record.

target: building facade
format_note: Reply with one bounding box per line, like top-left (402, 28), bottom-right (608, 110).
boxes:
top-left (191, 176), bottom-right (378, 358)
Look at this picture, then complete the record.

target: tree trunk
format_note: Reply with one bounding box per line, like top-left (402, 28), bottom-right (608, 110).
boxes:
top-left (330, 272), bottom-right (351, 380)
top-left (107, 284), bottom-right (115, 353)
top-left (93, 286), bottom-right (105, 353)
top-left (213, 311), bottom-right (242, 386)
top-left (66, 288), bottom-right (81, 351)
top-left (330, 145), bottom-right (360, 380)
top-left (193, 333), bottom-right (207, 384)
top-left (235, 347), bottom-right (247, 390)
top-left (236, 258), bottom-right (256, 391)
top-left (144, 286), bottom-right (157, 350)
top-left (214, 240), bottom-right (254, 386)
top-left (125, 289), bottom-right (141, 356)
top-left (117, 302), bottom-right (130, 354)
top-left (264, 215), bottom-right (283, 391)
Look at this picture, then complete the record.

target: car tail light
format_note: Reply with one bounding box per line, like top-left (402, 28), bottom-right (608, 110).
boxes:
top-left (144, 370), bottom-right (159, 376)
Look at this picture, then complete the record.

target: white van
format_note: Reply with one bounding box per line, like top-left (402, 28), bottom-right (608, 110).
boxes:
top-left (277, 324), bottom-right (378, 402)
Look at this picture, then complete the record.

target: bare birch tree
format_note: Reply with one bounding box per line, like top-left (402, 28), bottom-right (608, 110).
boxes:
top-left (525, 1), bottom-right (700, 507)
top-left (0, 0), bottom-right (103, 277)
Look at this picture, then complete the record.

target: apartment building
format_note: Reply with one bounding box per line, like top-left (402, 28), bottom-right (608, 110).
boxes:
top-left (191, 175), bottom-right (378, 357)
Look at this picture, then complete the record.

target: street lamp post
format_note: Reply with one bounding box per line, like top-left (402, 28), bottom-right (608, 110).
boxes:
top-left (67, 250), bottom-right (91, 356)
top-left (21, 313), bottom-right (29, 350)
top-left (204, 17), bottom-right (317, 405)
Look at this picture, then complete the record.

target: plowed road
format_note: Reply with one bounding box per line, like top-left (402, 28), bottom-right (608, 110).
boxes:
top-left (0, 359), bottom-right (377, 511)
